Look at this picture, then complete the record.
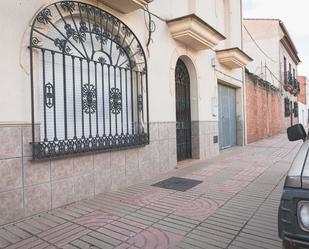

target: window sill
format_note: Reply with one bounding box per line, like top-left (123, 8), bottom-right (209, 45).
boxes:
top-left (32, 133), bottom-right (149, 160)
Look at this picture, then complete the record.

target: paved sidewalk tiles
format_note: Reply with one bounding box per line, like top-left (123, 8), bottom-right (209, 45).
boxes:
top-left (0, 134), bottom-right (301, 248)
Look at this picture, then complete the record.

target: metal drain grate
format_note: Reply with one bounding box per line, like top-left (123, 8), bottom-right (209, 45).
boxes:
top-left (152, 177), bottom-right (202, 192)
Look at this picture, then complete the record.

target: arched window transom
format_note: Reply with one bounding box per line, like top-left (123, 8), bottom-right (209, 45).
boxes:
top-left (30, 1), bottom-right (149, 159)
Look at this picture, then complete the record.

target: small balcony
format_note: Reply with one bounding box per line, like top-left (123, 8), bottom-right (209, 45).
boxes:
top-left (99, 0), bottom-right (152, 13)
top-left (167, 14), bottom-right (226, 51)
top-left (216, 47), bottom-right (253, 69)
top-left (284, 72), bottom-right (293, 89)
top-left (291, 78), bottom-right (300, 96)
top-left (284, 72), bottom-right (300, 96)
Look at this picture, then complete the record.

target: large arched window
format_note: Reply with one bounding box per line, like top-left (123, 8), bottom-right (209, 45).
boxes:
top-left (30, 1), bottom-right (149, 159)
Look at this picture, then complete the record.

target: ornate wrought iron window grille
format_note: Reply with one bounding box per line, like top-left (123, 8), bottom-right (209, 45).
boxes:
top-left (30, 1), bottom-right (149, 159)
top-left (294, 101), bottom-right (299, 118)
top-left (284, 97), bottom-right (290, 117)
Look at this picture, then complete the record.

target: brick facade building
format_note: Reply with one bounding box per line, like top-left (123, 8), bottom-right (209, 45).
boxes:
top-left (298, 76), bottom-right (307, 104)
top-left (297, 76), bottom-right (309, 125)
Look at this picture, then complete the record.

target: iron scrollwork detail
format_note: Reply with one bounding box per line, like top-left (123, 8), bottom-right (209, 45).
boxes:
top-left (64, 23), bottom-right (86, 44)
top-left (82, 84), bottom-right (97, 114)
top-left (60, 1), bottom-right (76, 12)
top-left (31, 37), bottom-right (40, 47)
top-left (54, 38), bottom-right (71, 54)
top-left (110, 87), bottom-right (122, 114)
top-left (36, 8), bottom-right (52, 24)
top-left (44, 83), bottom-right (55, 108)
top-left (98, 57), bottom-right (106, 64)
top-left (30, 1), bottom-right (149, 159)
top-left (175, 60), bottom-right (190, 85)
top-left (31, 1), bottom-right (146, 69)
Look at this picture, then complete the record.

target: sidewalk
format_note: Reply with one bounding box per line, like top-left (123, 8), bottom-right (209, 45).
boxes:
top-left (0, 134), bottom-right (301, 249)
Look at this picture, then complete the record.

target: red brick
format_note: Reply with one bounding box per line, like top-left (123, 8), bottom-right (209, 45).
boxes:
top-left (298, 76), bottom-right (306, 104)
top-left (246, 74), bottom-right (284, 143)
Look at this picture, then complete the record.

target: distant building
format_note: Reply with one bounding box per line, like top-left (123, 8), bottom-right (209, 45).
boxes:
top-left (243, 18), bottom-right (301, 143)
top-left (297, 76), bottom-right (309, 126)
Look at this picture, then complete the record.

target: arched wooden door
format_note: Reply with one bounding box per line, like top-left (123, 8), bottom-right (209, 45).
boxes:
top-left (175, 59), bottom-right (192, 161)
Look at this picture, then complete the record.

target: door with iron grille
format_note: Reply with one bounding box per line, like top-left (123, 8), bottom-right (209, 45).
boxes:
top-left (175, 59), bottom-right (192, 161)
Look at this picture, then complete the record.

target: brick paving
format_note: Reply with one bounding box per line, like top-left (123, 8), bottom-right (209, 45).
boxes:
top-left (0, 134), bottom-right (301, 249)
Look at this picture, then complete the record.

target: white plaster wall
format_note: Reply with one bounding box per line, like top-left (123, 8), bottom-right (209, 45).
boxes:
top-left (243, 20), bottom-right (281, 88)
top-left (279, 43), bottom-right (298, 81)
top-left (298, 102), bottom-right (308, 126)
top-left (195, 0), bottom-right (225, 35)
top-left (224, 0), bottom-right (242, 49)
top-left (243, 19), bottom-right (299, 90)
top-left (0, 0), bottom-right (243, 125)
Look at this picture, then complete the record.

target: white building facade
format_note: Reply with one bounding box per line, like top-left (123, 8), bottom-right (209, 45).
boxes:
top-left (243, 18), bottom-right (301, 134)
top-left (0, 0), bottom-right (251, 225)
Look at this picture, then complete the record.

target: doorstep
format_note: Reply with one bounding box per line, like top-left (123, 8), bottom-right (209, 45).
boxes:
top-left (176, 159), bottom-right (201, 169)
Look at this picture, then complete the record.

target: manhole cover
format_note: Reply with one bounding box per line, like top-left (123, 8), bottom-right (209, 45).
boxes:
top-left (152, 177), bottom-right (202, 192)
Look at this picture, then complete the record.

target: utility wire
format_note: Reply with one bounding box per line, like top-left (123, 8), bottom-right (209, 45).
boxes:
top-left (142, 6), bottom-right (166, 22)
top-left (143, 5), bottom-right (156, 47)
top-left (265, 65), bottom-right (284, 86)
top-left (243, 25), bottom-right (287, 89)
top-left (243, 24), bottom-right (279, 64)
top-left (215, 69), bottom-right (243, 83)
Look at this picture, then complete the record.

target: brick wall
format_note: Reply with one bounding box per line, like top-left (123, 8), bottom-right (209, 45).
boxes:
top-left (298, 76), bottom-right (307, 105)
top-left (246, 72), bottom-right (284, 144)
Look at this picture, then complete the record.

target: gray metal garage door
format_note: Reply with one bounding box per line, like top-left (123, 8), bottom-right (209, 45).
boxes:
top-left (218, 84), bottom-right (236, 149)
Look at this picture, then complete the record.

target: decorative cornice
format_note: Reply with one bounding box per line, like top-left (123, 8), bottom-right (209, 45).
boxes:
top-left (99, 0), bottom-right (152, 13)
top-left (280, 36), bottom-right (301, 65)
top-left (216, 47), bottom-right (253, 69)
top-left (167, 14), bottom-right (226, 51)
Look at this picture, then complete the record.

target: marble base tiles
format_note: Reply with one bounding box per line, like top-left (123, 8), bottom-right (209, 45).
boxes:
top-left (51, 158), bottom-right (74, 181)
top-left (0, 189), bottom-right (24, 225)
top-left (24, 183), bottom-right (51, 217)
top-left (0, 158), bottom-right (22, 193)
top-left (23, 158), bottom-right (51, 187)
top-left (0, 126), bottom-right (22, 160)
top-left (51, 178), bottom-right (75, 209)
top-left (191, 121), bottom-right (220, 160)
top-left (0, 122), bottom-right (182, 226)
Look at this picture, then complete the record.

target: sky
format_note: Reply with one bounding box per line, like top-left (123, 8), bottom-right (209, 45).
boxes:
top-left (243, 0), bottom-right (309, 77)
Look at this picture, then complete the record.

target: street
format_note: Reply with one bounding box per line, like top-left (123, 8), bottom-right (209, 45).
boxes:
top-left (0, 134), bottom-right (301, 249)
